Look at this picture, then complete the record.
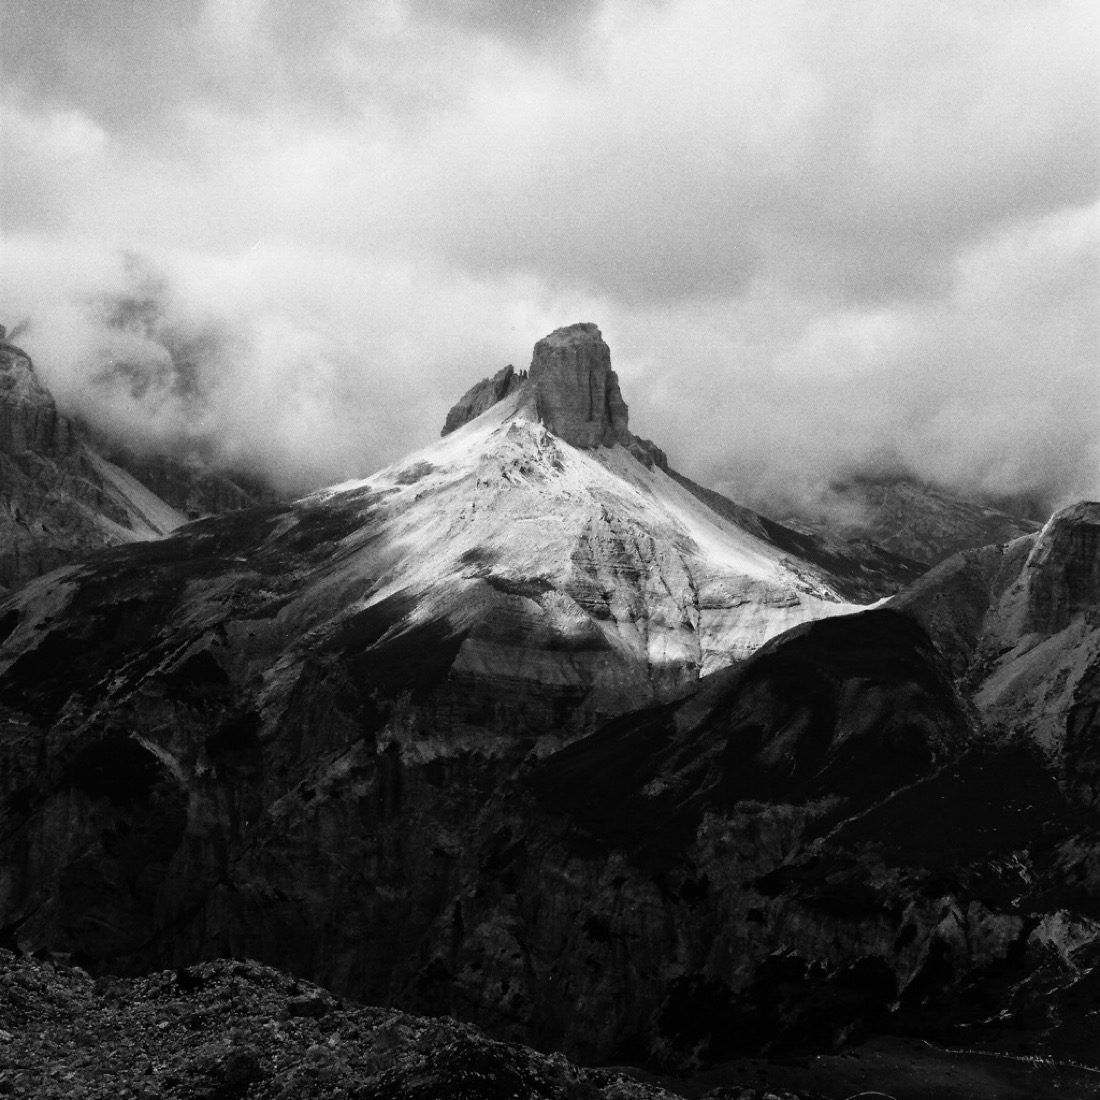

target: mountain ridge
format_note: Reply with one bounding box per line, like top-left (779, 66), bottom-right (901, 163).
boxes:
top-left (0, 318), bottom-right (1096, 1093)
top-left (0, 323), bottom-right (283, 594)
top-left (0, 323), bottom-right (893, 1005)
top-left (0, 327), bottom-right (186, 593)
top-left (780, 473), bottom-right (1041, 568)
top-left (441, 323), bottom-right (922, 602)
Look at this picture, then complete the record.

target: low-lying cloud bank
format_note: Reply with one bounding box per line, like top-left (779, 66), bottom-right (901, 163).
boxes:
top-left (0, 0), bottom-right (1096, 515)
top-left (1, 241), bottom-right (594, 495)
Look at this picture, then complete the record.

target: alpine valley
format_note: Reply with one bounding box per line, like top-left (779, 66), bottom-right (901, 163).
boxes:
top-left (1, 322), bottom-right (1098, 1100)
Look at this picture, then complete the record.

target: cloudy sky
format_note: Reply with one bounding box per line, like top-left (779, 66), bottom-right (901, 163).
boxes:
top-left (1, 0), bottom-right (1097, 516)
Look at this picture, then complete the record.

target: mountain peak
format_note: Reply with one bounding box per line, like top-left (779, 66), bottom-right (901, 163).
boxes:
top-left (442, 322), bottom-right (637, 454)
top-left (528, 322), bottom-right (633, 450)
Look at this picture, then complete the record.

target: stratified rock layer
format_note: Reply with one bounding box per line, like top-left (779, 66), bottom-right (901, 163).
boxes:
top-left (2, 399), bottom-right (1099, 1072)
top-left (439, 324), bottom-right (917, 601)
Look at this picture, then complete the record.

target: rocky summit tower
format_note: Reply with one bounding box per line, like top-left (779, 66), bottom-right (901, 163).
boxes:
top-left (527, 322), bottom-right (632, 449)
top-left (443, 322), bottom-right (666, 467)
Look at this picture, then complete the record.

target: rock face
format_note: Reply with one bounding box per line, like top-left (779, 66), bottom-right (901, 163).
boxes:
top-left (407, 603), bottom-right (1098, 1072)
top-left (897, 500), bottom-right (1100, 775)
top-left (884, 500), bottom-right (1100, 1055)
top-left (445, 324), bottom-right (638, 451)
top-left (0, 327), bottom-right (283, 594)
top-left (1025, 501), bottom-right (1100, 633)
top-left (441, 329), bottom-right (935, 602)
top-left (0, 333), bottom-right (187, 593)
top-left (440, 325), bottom-right (916, 601)
top-left (444, 324), bottom-right (635, 453)
top-left (426, 609), bottom-right (993, 1059)
top-left (528, 322), bottom-right (633, 449)
top-left (442, 363), bottom-right (525, 436)
top-left (0, 328), bottom-right (81, 457)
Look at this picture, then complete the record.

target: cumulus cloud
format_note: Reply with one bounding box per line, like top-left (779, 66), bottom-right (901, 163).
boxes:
top-left (0, 0), bottom-right (1096, 516)
top-left (621, 199), bottom-right (1100, 516)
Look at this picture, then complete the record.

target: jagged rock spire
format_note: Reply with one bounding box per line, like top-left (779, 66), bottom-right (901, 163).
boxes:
top-left (441, 364), bottom-right (525, 436)
top-left (443, 323), bottom-right (630, 446)
top-left (439, 322), bottom-right (666, 466)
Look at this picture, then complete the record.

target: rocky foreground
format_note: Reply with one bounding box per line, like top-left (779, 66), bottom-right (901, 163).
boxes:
top-left (0, 949), bottom-right (813, 1100)
top-left (4, 949), bottom-right (1098, 1100)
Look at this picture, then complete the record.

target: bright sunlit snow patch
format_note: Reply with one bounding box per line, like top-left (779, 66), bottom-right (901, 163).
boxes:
top-left (85, 450), bottom-right (188, 539)
top-left (281, 392), bottom-right (868, 691)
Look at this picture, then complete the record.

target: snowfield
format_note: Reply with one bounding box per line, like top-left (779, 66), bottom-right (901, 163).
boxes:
top-left (304, 390), bottom-right (865, 683)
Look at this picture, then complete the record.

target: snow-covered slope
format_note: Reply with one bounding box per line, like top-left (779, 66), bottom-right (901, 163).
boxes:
top-left (0, 326), bottom-right (877, 1001)
top-left (306, 387), bottom-right (861, 707)
top-left (0, 324), bottom-right (876, 759)
top-left (83, 449), bottom-right (187, 541)
top-left (9, 323), bottom-right (1096, 1070)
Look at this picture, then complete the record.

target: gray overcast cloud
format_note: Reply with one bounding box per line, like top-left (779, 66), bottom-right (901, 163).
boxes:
top-left (1, 0), bottom-right (1097, 512)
